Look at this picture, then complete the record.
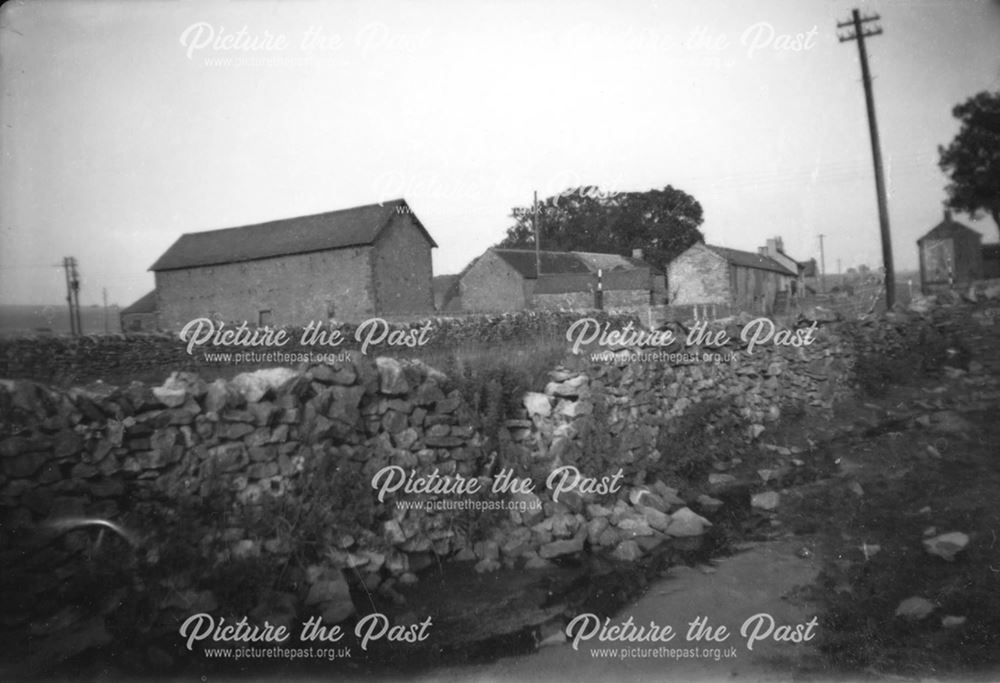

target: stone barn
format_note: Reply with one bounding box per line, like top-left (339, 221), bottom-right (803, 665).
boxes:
top-left (443, 248), bottom-right (664, 312)
top-left (666, 240), bottom-right (799, 315)
top-left (150, 199), bottom-right (436, 329)
top-left (917, 211), bottom-right (983, 292)
top-left (119, 290), bottom-right (158, 333)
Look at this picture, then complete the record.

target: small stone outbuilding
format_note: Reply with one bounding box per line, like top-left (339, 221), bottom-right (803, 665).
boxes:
top-left (443, 248), bottom-right (665, 312)
top-left (917, 210), bottom-right (983, 292)
top-left (119, 290), bottom-right (159, 333)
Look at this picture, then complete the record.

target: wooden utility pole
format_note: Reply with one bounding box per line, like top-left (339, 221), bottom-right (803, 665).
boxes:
top-left (818, 234), bottom-right (827, 293)
top-left (70, 257), bottom-right (82, 335)
top-left (838, 8), bottom-right (895, 308)
top-left (62, 257), bottom-right (77, 337)
top-left (103, 287), bottom-right (109, 334)
top-left (533, 190), bottom-right (541, 278)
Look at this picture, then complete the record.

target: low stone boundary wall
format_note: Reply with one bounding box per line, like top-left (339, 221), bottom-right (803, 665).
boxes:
top-left (0, 310), bottom-right (638, 386)
top-left (0, 309), bottom-right (931, 670)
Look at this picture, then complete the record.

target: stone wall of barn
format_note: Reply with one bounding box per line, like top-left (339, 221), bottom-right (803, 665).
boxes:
top-left (154, 247), bottom-right (377, 329)
top-left (372, 214), bottom-right (436, 315)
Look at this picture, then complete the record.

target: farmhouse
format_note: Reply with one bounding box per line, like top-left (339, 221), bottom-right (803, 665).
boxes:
top-left (917, 210), bottom-right (983, 292)
top-left (442, 248), bottom-right (665, 312)
top-left (150, 199), bottom-right (436, 329)
top-left (667, 238), bottom-right (801, 315)
top-left (119, 290), bottom-right (158, 333)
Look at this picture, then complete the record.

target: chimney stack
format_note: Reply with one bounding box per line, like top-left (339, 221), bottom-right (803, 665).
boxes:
top-left (944, 209), bottom-right (952, 222)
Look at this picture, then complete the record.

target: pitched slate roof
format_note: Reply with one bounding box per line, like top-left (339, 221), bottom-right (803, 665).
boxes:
top-left (151, 199), bottom-right (436, 271)
top-left (706, 245), bottom-right (796, 276)
top-left (917, 212), bottom-right (982, 244)
top-left (490, 248), bottom-right (660, 279)
top-left (492, 249), bottom-right (593, 278)
top-left (120, 290), bottom-right (157, 315)
top-left (798, 258), bottom-right (818, 278)
top-left (572, 251), bottom-right (658, 273)
top-left (432, 274), bottom-right (460, 308)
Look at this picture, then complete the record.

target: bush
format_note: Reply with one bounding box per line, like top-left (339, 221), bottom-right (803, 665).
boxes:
top-left (434, 339), bottom-right (568, 449)
top-left (651, 399), bottom-right (745, 483)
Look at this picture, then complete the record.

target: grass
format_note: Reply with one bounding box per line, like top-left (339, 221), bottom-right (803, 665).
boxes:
top-left (772, 304), bottom-right (1000, 677)
top-left (0, 304), bottom-right (121, 338)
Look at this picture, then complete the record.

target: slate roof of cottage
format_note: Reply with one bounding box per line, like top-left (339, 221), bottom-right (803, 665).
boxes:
top-left (917, 213), bottom-right (983, 244)
top-left (572, 251), bottom-right (660, 274)
top-left (706, 245), bottom-right (797, 276)
top-left (432, 274), bottom-right (460, 304)
top-left (151, 199), bottom-right (436, 271)
top-left (120, 290), bottom-right (157, 315)
top-left (491, 248), bottom-right (660, 279)
top-left (492, 249), bottom-right (593, 278)
top-left (433, 274), bottom-right (459, 291)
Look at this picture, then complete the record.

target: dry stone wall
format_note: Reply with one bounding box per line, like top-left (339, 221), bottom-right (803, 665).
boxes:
top-left (0, 310), bottom-right (637, 386)
top-left (491, 317), bottom-right (891, 565)
top-left (0, 312), bottom-right (928, 659)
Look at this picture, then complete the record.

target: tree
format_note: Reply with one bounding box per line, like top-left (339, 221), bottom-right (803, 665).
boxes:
top-left (938, 90), bottom-right (1000, 237)
top-left (496, 185), bottom-right (705, 270)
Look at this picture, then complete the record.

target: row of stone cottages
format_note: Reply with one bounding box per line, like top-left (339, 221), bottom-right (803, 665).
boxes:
top-left (121, 198), bottom-right (811, 332)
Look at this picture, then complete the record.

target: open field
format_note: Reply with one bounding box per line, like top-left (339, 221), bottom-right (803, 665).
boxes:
top-left (0, 304), bottom-right (121, 338)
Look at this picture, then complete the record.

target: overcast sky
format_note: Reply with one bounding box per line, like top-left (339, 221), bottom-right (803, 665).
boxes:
top-left (2, 0), bottom-right (998, 307)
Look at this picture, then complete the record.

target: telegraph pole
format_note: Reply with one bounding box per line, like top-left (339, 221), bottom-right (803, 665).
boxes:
top-left (818, 234), bottom-right (827, 293)
top-left (71, 258), bottom-right (83, 335)
top-left (838, 8), bottom-right (895, 308)
top-left (533, 190), bottom-right (541, 278)
top-left (62, 257), bottom-right (77, 337)
top-left (103, 287), bottom-right (109, 334)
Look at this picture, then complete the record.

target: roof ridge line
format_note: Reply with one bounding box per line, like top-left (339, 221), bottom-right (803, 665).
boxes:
top-left (175, 198), bottom-right (407, 237)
